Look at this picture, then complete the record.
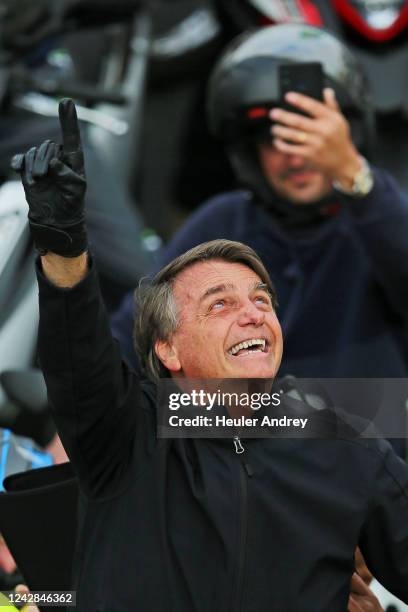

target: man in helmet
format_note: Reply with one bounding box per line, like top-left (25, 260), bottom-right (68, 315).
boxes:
top-left (112, 24), bottom-right (408, 454)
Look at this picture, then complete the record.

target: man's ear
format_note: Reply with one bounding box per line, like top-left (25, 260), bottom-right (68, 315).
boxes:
top-left (155, 339), bottom-right (181, 373)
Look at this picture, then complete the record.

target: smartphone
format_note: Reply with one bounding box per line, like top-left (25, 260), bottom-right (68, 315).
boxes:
top-left (279, 62), bottom-right (324, 113)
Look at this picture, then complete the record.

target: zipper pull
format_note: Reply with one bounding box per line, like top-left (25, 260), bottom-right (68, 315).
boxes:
top-left (233, 436), bottom-right (245, 454)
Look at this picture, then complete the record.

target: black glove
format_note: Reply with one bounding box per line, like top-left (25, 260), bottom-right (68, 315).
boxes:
top-left (11, 98), bottom-right (87, 257)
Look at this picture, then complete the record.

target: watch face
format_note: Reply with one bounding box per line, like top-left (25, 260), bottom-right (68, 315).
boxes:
top-left (355, 159), bottom-right (374, 196)
top-left (333, 157), bottom-right (373, 197)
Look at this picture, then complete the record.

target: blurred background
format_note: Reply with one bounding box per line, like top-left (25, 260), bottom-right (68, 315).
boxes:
top-left (0, 0), bottom-right (407, 609)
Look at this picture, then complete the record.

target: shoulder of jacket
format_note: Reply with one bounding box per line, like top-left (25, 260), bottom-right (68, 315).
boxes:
top-left (199, 189), bottom-right (254, 212)
top-left (338, 436), bottom-right (407, 482)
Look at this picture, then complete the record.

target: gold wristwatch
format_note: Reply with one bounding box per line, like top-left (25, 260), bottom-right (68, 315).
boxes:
top-left (333, 156), bottom-right (374, 197)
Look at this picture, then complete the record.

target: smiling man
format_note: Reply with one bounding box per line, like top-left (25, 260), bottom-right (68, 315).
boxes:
top-left (12, 100), bottom-right (407, 611)
top-left (151, 259), bottom-right (282, 380)
top-left (37, 240), bottom-right (407, 612)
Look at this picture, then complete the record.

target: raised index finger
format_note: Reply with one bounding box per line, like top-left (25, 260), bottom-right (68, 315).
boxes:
top-left (58, 98), bottom-right (82, 153)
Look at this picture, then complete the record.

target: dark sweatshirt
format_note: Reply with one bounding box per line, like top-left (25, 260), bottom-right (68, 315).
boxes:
top-left (37, 260), bottom-right (408, 612)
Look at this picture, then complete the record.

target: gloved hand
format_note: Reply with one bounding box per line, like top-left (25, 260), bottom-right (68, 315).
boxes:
top-left (11, 98), bottom-right (87, 257)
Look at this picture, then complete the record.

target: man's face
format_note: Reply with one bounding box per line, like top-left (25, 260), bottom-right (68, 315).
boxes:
top-left (156, 260), bottom-right (283, 379)
top-left (258, 141), bottom-right (332, 204)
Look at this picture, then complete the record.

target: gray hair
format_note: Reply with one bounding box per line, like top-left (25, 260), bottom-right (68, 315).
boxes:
top-left (134, 239), bottom-right (277, 380)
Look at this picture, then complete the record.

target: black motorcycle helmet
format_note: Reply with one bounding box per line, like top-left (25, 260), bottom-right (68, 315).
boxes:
top-left (207, 24), bottom-right (376, 221)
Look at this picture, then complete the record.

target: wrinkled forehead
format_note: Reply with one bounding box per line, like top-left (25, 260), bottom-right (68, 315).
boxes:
top-left (172, 260), bottom-right (263, 307)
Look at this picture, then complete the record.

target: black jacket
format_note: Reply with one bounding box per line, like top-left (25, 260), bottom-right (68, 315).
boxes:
top-left (37, 262), bottom-right (408, 612)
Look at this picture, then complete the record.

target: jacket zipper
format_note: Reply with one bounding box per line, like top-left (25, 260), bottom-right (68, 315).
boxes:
top-left (233, 436), bottom-right (253, 612)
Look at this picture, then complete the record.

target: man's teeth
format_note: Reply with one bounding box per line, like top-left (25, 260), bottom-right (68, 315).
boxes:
top-left (228, 338), bottom-right (266, 355)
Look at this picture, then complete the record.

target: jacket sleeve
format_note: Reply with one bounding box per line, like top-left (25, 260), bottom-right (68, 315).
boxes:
top-left (359, 439), bottom-right (408, 602)
top-left (36, 257), bottom-right (156, 500)
top-left (345, 167), bottom-right (408, 320)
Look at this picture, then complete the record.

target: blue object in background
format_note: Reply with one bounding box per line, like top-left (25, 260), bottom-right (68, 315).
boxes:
top-left (0, 429), bottom-right (52, 491)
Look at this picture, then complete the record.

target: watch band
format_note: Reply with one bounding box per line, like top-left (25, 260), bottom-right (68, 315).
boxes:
top-left (333, 157), bottom-right (374, 197)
